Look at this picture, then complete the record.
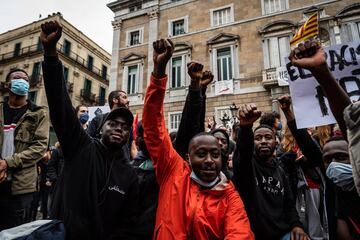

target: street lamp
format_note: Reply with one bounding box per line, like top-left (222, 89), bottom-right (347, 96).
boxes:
top-left (219, 112), bottom-right (231, 126)
top-left (229, 103), bottom-right (239, 120)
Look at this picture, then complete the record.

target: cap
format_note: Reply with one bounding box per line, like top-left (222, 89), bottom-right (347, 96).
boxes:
top-left (104, 107), bottom-right (134, 127)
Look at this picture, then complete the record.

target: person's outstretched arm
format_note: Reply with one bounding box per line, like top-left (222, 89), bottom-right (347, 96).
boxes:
top-left (232, 104), bottom-right (261, 199)
top-left (143, 39), bottom-right (182, 184)
top-left (289, 41), bottom-right (351, 139)
top-left (41, 21), bottom-right (91, 158)
top-left (278, 95), bottom-right (324, 170)
top-left (174, 63), bottom-right (213, 158)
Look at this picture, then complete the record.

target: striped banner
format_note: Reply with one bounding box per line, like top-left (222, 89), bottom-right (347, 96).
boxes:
top-left (290, 12), bottom-right (319, 48)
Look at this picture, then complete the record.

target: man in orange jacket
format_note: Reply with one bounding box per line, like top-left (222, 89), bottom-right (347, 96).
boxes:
top-left (142, 38), bottom-right (254, 239)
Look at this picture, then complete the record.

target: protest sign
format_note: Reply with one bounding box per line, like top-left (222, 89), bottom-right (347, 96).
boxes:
top-left (286, 41), bottom-right (360, 129)
top-left (276, 66), bottom-right (289, 86)
top-left (88, 105), bottom-right (110, 122)
top-left (214, 79), bottom-right (234, 96)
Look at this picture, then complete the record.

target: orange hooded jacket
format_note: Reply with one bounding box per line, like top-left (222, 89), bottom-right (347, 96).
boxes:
top-left (143, 75), bottom-right (254, 240)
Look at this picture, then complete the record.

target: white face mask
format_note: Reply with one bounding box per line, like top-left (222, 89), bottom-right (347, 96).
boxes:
top-left (190, 171), bottom-right (220, 188)
top-left (10, 79), bottom-right (29, 96)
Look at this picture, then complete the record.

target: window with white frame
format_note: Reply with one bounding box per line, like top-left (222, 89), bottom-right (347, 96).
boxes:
top-left (211, 5), bottom-right (234, 27)
top-left (262, 0), bottom-right (288, 15)
top-left (170, 56), bottom-right (185, 88)
top-left (217, 47), bottom-right (233, 81)
top-left (168, 17), bottom-right (188, 37)
top-left (210, 44), bottom-right (238, 82)
top-left (168, 112), bottom-right (182, 132)
top-left (340, 21), bottom-right (360, 43)
top-left (126, 28), bottom-right (143, 46)
top-left (127, 65), bottom-right (138, 94)
top-left (263, 36), bottom-right (290, 69)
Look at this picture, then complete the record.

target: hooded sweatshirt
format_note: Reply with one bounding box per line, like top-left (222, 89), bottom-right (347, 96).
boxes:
top-left (143, 75), bottom-right (254, 240)
top-left (42, 56), bottom-right (139, 240)
top-left (233, 126), bottom-right (302, 240)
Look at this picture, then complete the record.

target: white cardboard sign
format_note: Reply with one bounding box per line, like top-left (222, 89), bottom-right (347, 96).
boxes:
top-left (286, 41), bottom-right (360, 129)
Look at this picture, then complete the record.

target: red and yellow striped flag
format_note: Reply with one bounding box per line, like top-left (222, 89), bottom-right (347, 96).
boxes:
top-left (290, 12), bottom-right (319, 49)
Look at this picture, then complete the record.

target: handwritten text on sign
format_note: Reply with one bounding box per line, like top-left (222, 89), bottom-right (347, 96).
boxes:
top-left (286, 41), bottom-right (360, 129)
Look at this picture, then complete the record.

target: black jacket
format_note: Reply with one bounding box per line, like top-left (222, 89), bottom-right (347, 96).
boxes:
top-left (286, 120), bottom-right (336, 240)
top-left (47, 148), bottom-right (64, 184)
top-left (131, 151), bottom-right (159, 239)
top-left (42, 56), bottom-right (139, 240)
top-left (233, 126), bottom-right (302, 240)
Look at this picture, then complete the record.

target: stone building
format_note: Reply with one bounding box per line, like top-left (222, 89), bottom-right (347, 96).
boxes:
top-left (108, 0), bottom-right (360, 132)
top-left (0, 13), bottom-right (111, 108)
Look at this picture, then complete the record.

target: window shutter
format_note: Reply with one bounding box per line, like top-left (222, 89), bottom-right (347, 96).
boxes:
top-left (349, 22), bottom-right (360, 41)
top-left (122, 66), bottom-right (129, 93)
top-left (278, 36), bottom-right (290, 66)
top-left (230, 45), bottom-right (236, 79)
top-left (262, 39), bottom-right (270, 69)
top-left (181, 55), bottom-right (186, 87)
top-left (136, 64), bottom-right (140, 93)
top-left (211, 48), bottom-right (218, 81)
top-left (270, 37), bottom-right (280, 68)
top-left (340, 23), bottom-right (352, 43)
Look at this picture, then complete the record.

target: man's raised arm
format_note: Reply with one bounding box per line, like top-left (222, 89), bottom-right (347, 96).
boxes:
top-left (289, 41), bottom-right (351, 139)
top-left (143, 39), bottom-right (180, 184)
top-left (233, 104), bottom-right (261, 196)
top-left (41, 21), bottom-right (90, 158)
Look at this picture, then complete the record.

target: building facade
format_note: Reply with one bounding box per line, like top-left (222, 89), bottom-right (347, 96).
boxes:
top-left (0, 13), bottom-right (111, 108)
top-left (108, 0), bottom-right (360, 132)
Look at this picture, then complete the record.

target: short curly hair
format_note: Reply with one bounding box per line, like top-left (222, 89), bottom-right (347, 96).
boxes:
top-left (259, 111), bottom-right (280, 128)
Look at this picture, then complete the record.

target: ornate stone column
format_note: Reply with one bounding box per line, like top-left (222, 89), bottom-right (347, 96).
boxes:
top-left (147, 9), bottom-right (159, 83)
top-left (109, 19), bottom-right (122, 92)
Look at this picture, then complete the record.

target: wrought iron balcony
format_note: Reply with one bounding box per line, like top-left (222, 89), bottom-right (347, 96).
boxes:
top-left (80, 89), bottom-right (96, 103)
top-left (0, 43), bottom-right (110, 83)
top-left (29, 74), bottom-right (42, 87)
top-left (96, 96), bottom-right (106, 106)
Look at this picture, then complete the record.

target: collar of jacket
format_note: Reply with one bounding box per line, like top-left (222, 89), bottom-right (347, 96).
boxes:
top-left (2, 97), bottom-right (43, 112)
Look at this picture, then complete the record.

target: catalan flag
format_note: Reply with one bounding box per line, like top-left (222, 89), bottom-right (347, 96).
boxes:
top-left (290, 12), bottom-right (319, 49)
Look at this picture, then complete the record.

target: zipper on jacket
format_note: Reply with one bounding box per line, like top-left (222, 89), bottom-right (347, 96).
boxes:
top-left (188, 188), bottom-right (200, 240)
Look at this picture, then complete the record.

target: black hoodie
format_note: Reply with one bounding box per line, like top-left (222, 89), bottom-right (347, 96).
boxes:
top-left (42, 56), bottom-right (139, 240)
top-left (232, 126), bottom-right (302, 240)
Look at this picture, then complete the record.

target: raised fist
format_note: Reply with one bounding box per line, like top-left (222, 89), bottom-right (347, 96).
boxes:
top-left (289, 40), bottom-right (327, 72)
top-left (40, 21), bottom-right (62, 56)
top-left (277, 94), bottom-right (292, 112)
top-left (201, 70), bottom-right (214, 88)
top-left (238, 104), bottom-right (261, 127)
top-left (187, 62), bottom-right (203, 80)
top-left (152, 39), bottom-right (174, 79)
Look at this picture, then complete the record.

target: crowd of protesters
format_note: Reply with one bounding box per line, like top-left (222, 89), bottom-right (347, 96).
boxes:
top-left (0, 20), bottom-right (359, 240)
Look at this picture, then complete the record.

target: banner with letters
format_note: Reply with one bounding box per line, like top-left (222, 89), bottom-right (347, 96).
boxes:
top-left (88, 105), bottom-right (110, 122)
top-left (214, 79), bottom-right (234, 96)
top-left (286, 41), bottom-right (360, 129)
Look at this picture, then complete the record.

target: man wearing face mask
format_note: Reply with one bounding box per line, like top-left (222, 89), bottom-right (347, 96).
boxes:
top-left (0, 69), bottom-right (50, 230)
top-left (323, 136), bottom-right (360, 239)
top-left (142, 38), bottom-right (253, 239)
top-left (75, 105), bottom-right (89, 129)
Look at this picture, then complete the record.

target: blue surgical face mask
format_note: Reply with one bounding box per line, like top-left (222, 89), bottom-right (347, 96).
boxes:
top-left (10, 79), bottom-right (29, 96)
top-left (326, 162), bottom-right (354, 192)
top-left (79, 113), bottom-right (89, 124)
top-left (277, 122), bottom-right (283, 131)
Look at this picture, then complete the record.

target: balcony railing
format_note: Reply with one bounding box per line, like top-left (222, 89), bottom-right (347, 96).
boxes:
top-left (0, 43), bottom-right (110, 82)
top-left (80, 89), bottom-right (96, 103)
top-left (29, 74), bottom-right (42, 87)
top-left (96, 96), bottom-right (106, 106)
top-left (262, 68), bottom-right (278, 88)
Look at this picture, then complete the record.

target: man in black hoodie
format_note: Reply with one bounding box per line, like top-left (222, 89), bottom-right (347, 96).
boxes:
top-left (232, 103), bottom-right (308, 240)
top-left (40, 21), bottom-right (139, 240)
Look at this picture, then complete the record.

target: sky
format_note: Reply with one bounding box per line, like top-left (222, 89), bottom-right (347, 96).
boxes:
top-left (0, 0), bottom-right (115, 53)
